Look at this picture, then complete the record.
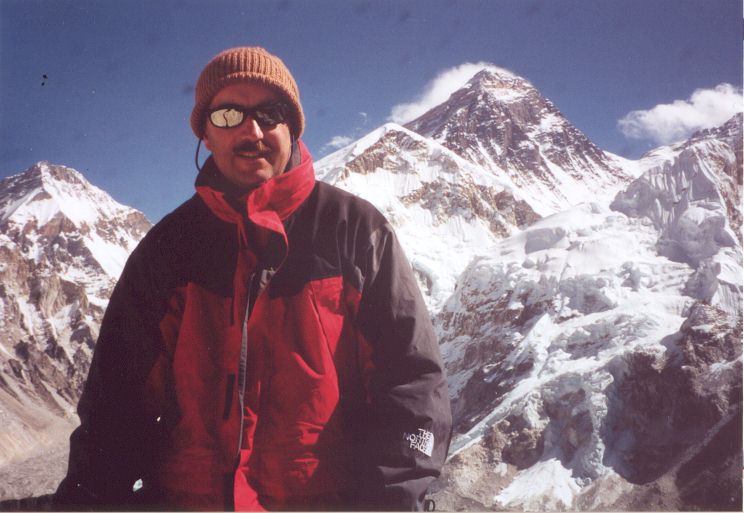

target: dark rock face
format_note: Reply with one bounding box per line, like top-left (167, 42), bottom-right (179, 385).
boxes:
top-left (492, 414), bottom-right (546, 469)
top-left (345, 129), bottom-right (438, 176)
top-left (402, 181), bottom-right (539, 237)
top-left (602, 302), bottom-right (741, 504)
top-left (436, 265), bottom-right (533, 426)
top-left (675, 410), bottom-right (742, 511)
top-left (703, 114), bottom-right (744, 240)
top-left (340, 126), bottom-right (541, 241)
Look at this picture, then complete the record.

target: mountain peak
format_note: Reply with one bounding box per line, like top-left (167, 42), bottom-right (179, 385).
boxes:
top-left (0, 162), bottom-right (89, 218)
top-left (469, 65), bottom-right (520, 82)
top-left (467, 66), bottom-right (532, 95)
top-left (7, 161), bottom-right (86, 188)
top-left (0, 162), bottom-right (151, 278)
top-left (36, 161), bottom-right (87, 188)
top-left (1, 162), bottom-right (146, 229)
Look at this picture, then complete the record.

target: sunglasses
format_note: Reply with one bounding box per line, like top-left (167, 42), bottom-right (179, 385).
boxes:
top-left (208, 102), bottom-right (290, 129)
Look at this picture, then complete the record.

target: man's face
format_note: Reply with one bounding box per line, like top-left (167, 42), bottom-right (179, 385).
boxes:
top-left (203, 82), bottom-right (292, 190)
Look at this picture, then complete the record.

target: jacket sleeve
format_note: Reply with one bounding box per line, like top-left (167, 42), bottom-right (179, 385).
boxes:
top-left (353, 223), bottom-right (452, 511)
top-left (53, 236), bottom-right (171, 510)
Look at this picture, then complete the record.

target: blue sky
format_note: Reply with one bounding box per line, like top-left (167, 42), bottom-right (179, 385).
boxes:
top-left (1, 0), bottom-right (741, 223)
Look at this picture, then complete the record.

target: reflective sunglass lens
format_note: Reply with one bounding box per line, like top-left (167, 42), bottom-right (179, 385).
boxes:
top-left (209, 108), bottom-right (245, 128)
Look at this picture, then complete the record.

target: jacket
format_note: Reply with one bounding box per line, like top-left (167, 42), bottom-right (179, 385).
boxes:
top-left (54, 141), bottom-right (452, 511)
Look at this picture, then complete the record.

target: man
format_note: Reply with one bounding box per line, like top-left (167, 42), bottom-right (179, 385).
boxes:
top-left (54, 47), bottom-right (452, 511)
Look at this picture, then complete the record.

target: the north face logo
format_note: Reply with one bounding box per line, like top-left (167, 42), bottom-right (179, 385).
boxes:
top-left (404, 428), bottom-right (434, 457)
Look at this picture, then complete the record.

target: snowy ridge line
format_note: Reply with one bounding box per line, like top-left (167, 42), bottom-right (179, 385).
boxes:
top-left (317, 122), bottom-right (520, 193)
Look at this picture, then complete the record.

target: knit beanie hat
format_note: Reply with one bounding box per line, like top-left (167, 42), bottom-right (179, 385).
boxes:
top-left (190, 47), bottom-right (304, 139)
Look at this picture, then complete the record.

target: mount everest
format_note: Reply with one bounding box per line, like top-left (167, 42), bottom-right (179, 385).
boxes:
top-left (0, 66), bottom-right (741, 510)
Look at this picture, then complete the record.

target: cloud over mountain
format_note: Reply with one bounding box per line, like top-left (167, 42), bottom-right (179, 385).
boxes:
top-left (321, 135), bottom-right (354, 153)
top-left (618, 83), bottom-right (743, 145)
top-left (388, 62), bottom-right (517, 124)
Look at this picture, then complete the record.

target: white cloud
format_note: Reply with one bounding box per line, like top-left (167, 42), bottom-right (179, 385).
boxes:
top-left (388, 62), bottom-right (511, 124)
top-left (618, 83), bottom-right (743, 145)
top-left (320, 112), bottom-right (370, 154)
top-left (321, 135), bottom-right (353, 153)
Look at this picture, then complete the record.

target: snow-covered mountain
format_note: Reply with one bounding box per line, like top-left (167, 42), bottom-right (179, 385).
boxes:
top-left (319, 61), bottom-right (742, 510)
top-left (0, 162), bottom-right (150, 494)
top-left (405, 66), bottom-right (637, 216)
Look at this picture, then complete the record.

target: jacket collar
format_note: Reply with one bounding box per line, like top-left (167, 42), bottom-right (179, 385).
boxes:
top-left (195, 140), bottom-right (316, 234)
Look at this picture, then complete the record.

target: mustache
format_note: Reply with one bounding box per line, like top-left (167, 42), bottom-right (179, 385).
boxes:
top-left (233, 140), bottom-right (270, 154)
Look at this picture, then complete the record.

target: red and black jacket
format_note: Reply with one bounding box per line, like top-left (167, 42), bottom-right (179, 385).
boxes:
top-left (54, 142), bottom-right (452, 511)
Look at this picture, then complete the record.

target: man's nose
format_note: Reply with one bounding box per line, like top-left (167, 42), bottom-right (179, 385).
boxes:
top-left (239, 116), bottom-right (264, 140)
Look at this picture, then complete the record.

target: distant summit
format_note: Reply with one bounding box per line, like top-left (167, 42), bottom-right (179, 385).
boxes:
top-left (406, 66), bottom-right (634, 215)
top-left (0, 162), bottom-right (150, 277)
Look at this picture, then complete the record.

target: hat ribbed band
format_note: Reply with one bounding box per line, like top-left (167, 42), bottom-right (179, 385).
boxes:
top-left (190, 47), bottom-right (304, 139)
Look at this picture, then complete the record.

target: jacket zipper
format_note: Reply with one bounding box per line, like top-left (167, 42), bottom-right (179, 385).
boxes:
top-left (234, 270), bottom-right (258, 461)
top-left (231, 217), bottom-right (290, 499)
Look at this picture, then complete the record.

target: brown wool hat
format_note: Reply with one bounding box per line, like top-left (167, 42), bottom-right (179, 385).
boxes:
top-left (190, 47), bottom-right (304, 139)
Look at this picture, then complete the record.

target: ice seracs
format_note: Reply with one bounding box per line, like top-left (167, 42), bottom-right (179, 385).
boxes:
top-left (430, 114), bottom-right (742, 510)
top-left (612, 113), bottom-right (742, 318)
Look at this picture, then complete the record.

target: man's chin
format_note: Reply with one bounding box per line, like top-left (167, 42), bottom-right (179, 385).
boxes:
top-left (230, 166), bottom-right (276, 190)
